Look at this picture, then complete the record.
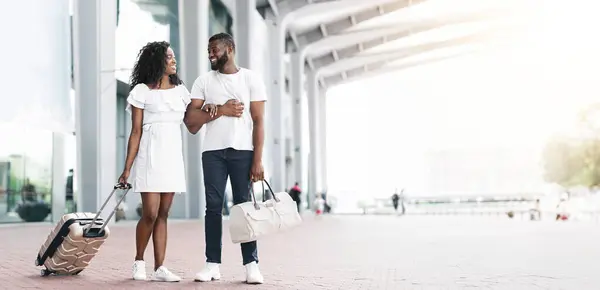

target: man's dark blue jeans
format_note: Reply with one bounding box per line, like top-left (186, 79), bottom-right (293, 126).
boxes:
top-left (202, 148), bottom-right (258, 265)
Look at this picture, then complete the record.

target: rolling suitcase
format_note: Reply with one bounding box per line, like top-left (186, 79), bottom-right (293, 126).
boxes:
top-left (35, 183), bottom-right (132, 276)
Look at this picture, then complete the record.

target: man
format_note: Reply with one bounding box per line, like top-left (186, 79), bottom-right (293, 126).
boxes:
top-left (65, 169), bottom-right (75, 212)
top-left (183, 32), bottom-right (267, 284)
top-left (391, 192), bottom-right (399, 213)
top-left (21, 178), bottom-right (36, 202)
top-left (399, 189), bottom-right (406, 215)
top-left (288, 182), bottom-right (301, 212)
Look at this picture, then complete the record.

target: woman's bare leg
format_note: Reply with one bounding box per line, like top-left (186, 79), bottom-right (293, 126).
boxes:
top-left (135, 193), bottom-right (160, 261)
top-left (153, 192), bottom-right (174, 270)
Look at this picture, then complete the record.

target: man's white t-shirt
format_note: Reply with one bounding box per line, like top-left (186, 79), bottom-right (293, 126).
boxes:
top-left (190, 68), bottom-right (267, 153)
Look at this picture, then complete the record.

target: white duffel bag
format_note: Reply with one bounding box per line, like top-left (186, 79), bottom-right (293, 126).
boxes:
top-left (229, 180), bottom-right (302, 244)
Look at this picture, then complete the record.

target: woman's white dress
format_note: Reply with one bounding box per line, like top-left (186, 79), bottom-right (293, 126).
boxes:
top-left (126, 83), bottom-right (191, 194)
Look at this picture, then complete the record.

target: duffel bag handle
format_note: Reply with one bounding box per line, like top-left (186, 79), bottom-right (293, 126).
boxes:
top-left (260, 180), bottom-right (279, 203)
top-left (247, 179), bottom-right (280, 210)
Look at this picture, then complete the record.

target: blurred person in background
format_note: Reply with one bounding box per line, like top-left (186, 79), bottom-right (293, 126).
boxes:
top-left (288, 182), bottom-right (302, 212)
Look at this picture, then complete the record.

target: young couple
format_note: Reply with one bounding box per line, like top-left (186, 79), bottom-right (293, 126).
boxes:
top-left (117, 33), bottom-right (267, 284)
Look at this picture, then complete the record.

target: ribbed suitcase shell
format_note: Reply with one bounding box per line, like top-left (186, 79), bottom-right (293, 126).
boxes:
top-left (35, 183), bottom-right (131, 276)
top-left (35, 212), bottom-right (110, 276)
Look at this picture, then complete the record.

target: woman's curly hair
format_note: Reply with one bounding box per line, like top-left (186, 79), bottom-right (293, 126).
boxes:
top-left (129, 41), bottom-right (182, 90)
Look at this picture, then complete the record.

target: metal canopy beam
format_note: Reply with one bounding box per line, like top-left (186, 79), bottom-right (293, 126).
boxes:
top-left (289, 0), bottom-right (424, 52)
top-left (318, 28), bottom-right (499, 84)
top-left (323, 50), bottom-right (476, 87)
top-left (278, 0), bottom-right (313, 16)
top-left (264, 0), bottom-right (342, 20)
top-left (265, 0), bottom-right (280, 18)
top-left (308, 12), bottom-right (497, 70)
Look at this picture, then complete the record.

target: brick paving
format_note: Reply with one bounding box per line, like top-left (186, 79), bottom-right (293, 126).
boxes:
top-left (0, 215), bottom-right (599, 289)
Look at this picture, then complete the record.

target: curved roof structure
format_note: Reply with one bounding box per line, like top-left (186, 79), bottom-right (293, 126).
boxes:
top-left (256, 0), bottom-right (517, 89)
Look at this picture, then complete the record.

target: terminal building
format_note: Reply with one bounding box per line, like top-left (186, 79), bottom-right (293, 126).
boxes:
top-left (0, 0), bottom-right (498, 223)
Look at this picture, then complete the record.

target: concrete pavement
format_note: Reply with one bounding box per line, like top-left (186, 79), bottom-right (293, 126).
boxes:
top-left (0, 215), bottom-right (598, 289)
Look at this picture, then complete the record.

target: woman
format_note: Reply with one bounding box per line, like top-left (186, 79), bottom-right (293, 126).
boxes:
top-left (118, 41), bottom-right (189, 282)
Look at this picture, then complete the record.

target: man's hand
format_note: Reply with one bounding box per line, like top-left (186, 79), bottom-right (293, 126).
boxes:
top-left (220, 99), bottom-right (244, 117)
top-left (202, 104), bottom-right (218, 118)
top-left (250, 161), bottom-right (264, 182)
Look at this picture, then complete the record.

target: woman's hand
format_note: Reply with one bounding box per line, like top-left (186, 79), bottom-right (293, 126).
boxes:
top-left (118, 170), bottom-right (130, 185)
top-left (202, 104), bottom-right (218, 118)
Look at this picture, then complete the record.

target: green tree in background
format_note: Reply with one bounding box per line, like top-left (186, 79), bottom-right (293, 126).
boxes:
top-left (543, 104), bottom-right (600, 188)
top-left (576, 104), bottom-right (600, 187)
top-left (542, 136), bottom-right (583, 186)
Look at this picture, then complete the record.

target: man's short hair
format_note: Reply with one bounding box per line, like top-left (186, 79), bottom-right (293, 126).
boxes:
top-left (209, 32), bottom-right (235, 51)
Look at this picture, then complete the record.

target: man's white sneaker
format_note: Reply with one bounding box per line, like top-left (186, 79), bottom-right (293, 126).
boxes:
top-left (245, 261), bottom-right (264, 284)
top-left (151, 266), bottom-right (181, 282)
top-left (132, 260), bottom-right (147, 281)
top-left (194, 263), bottom-right (221, 282)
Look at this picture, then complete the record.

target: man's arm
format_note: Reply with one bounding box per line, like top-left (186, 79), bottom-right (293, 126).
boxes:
top-left (247, 71), bottom-right (268, 181)
top-left (250, 101), bottom-right (266, 163)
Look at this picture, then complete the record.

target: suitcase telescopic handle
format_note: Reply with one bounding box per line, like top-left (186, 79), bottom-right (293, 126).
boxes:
top-left (85, 183), bottom-right (132, 234)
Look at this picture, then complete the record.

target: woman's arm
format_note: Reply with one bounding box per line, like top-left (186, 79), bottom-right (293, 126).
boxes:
top-left (123, 107), bottom-right (144, 172)
top-left (184, 99), bottom-right (218, 134)
top-left (184, 99), bottom-right (244, 134)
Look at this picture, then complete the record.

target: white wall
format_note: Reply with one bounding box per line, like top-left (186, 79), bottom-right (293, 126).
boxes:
top-left (0, 0), bottom-right (73, 134)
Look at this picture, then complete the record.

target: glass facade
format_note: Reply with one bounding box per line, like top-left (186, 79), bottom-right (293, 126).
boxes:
top-left (0, 0), bottom-right (72, 223)
top-left (0, 122), bottom-right (76, 224)
top-left (0, 124), bottom-right (54, 223)
top-left (0, 0), bottom-right (234, 223)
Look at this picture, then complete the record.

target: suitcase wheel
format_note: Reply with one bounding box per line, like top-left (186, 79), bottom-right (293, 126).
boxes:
top-left (34, 259), bottom-right (39, 266)
top-left (40, 269), bottom-right (52, 277)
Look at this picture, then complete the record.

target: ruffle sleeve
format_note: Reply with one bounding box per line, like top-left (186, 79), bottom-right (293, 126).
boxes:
top-left (125, 83), bottom-right (150, 114)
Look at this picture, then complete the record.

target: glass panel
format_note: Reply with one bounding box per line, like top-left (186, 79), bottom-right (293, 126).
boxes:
top-left (208, 0), bottom-right (233, 71)
top-left (0, 123), bottom-right (54, 223)
top-left (115, 0), bottom-right (180, 83)
top-left (210, 0), bottom-right (233, 36)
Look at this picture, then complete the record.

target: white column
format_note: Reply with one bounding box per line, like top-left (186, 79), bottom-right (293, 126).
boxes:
top-left (179, 0), bottom-right (209, 219)
top-left (235, 0), bottom-right (256, 69)
top-left (51, 133), bottom-right (66, 221)
top-left (307, 71), bottom-right (320, 204)
top-left (73, 0), bottom-right (118, 222)
top-left (266, 14), bottom-right (286, 192)
top-left (318, 89), bottom-right (328, 192)
top-left (291, 52), bottom-right (304, 191)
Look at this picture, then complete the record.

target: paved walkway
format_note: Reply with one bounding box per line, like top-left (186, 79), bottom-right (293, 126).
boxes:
top-left (1, 215), bottom-right (598, 289)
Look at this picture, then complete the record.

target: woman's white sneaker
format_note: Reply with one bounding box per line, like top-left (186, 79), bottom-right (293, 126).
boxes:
top-left (132, 260), bottom-right (147, 281)
top-left (151, 266), bottom-right (181, 282)
top-left (194, 263), bottom-right (221, 282)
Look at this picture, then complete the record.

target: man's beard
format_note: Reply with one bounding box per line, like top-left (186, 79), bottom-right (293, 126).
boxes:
top-left (211, 53), bottom-right (229, 71)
